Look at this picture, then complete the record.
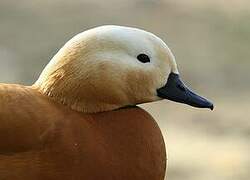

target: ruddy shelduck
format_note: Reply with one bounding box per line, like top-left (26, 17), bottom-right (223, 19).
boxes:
top-left (0, 25), bottom-right (213, 180)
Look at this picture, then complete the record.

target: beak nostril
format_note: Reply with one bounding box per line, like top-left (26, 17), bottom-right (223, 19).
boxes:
top-left (177, 84), bottom-right (186, 92)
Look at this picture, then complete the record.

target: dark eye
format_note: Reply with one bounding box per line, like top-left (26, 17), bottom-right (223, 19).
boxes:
top-left (137, 54), bottom-right (150, 63)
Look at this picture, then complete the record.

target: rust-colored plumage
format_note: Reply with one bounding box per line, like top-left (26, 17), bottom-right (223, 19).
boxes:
top-left (0, 25), bottom-right (214, 180)
top-left (0, 25), bottom-right (171, 180)
top-left (0, 84), bottom-right (166, 180)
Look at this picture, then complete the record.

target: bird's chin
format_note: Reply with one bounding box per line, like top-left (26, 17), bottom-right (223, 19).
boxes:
top-left (138, 95), bottom-right (162, 104)
top-left (154, 95), bottom-right (164, 101)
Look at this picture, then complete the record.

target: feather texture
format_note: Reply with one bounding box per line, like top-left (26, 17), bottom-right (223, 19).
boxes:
top-left (0, 84), bottom-right (166, 180)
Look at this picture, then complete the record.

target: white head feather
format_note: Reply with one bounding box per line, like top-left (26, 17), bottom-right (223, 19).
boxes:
top-left (34, 25), bottom-right (178, 113)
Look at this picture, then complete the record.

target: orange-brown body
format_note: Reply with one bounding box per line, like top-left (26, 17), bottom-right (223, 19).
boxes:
top-left (0, 84), bottom-right (166, 180)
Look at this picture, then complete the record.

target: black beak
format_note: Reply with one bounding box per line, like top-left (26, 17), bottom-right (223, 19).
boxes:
top-left (157, 73), bottom-right (214, 110)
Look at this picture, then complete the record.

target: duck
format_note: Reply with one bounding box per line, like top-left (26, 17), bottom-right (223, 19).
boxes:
top-left (0, 25), bottom-right (213, 180)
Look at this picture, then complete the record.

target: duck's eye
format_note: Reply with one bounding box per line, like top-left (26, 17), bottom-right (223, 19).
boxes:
top-left (137, 54), bottom-right (150, 63)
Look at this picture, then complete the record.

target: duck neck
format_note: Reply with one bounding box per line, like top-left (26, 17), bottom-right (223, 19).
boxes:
top-left (33, 63), bottom-right (124, 114)
top-left (33, 81), bottom-right (122, 113)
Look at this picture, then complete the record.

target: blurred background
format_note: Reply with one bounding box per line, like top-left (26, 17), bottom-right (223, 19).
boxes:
top-left (0, 0), bottom-right (249, 179)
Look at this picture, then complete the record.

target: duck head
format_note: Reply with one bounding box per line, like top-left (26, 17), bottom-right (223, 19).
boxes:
top-left (34, 25), bottom-right (213, 113)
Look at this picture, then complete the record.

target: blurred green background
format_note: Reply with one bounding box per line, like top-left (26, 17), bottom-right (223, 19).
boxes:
top-left (0, 0), bottom-right (249, 180)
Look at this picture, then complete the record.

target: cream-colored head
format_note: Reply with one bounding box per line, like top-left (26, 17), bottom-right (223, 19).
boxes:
top-left (34, 25), bottom-right (179, 113)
